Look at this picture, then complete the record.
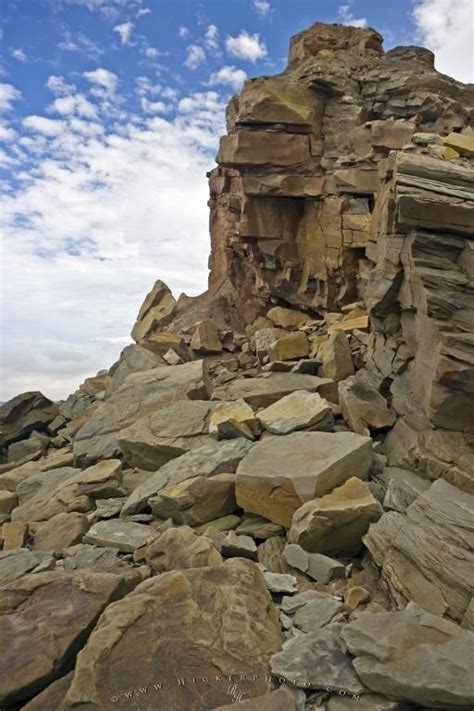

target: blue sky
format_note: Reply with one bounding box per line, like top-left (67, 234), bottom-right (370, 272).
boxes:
top-left (0, 0), bottom-right (472, 401)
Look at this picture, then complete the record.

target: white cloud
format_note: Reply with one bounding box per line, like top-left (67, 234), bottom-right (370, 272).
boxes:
top-left (11, 48), bottom-right (27, 62)
top-left (185, 44), bottom-right (206, 69)
top-left (83, 68), bottom-right (118, 98)
top-left (208, 65), bottom-right (248, 90)
top-left (337, 4), bottom-right (368, 28)
top-left (58, 31), bottom-right (104, 59)
top-left (254, 0), bottom-right (271, 16)
top-left (205, 24), bottom-right (219, 51)
top-left (46, 75), bottom-right (76, 95)
top-left (140, 97), bottom-right (168, 113)
top-left (0, 122), bottom-right (16, 141)
top-left (0, 83), bottom-right (22, 111)
top-left (48, 94), bottom-right (98, 118)
top-left (1, 91), bottom-right (226, 402)
top-left (137, 7), bottom-right (151, 16)
top-left (23, 116), bottom-right (65, 136)
top-left (114, 21), bottom-right (134, 46)
top-left (225, 30), bottom-right (267, 62)
top-left (412, 0), bottom-right (474, 83)
top-left (144, 47), bottom-right (159, 58)
top-left (179, 26), bottom-right (190, 39)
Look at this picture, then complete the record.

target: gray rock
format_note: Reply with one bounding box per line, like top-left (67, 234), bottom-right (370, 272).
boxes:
top-left (381, 467), bottom-right (431, 512)
top-left (83, 520), bottom-right (157, 553)
top-left (258, 390), bottom-right (332, 435)
top-left (0, 549), bottom-right (53, 587)
top-left (293, 593), bottom-right (345, 632)
top-left (338, 376), bottom-right (396, 436)
top-left (235, 514), bottom-right (284, 539)
top-left (271, 623), bottom-right (365, 694)
top-left (121, 438), bottom-right (253, 516)
top-left (212, 372), bottom-right (338, 408)
top-left (221, 530), bottom-right (257, 559)
top-left (263, 572), bottom-right (297, 594)
top-left (284, 544), bottom-right (346, 583)
top-left (11, 467), bottom-right (81, 523)
top-left (341, 603), bottom-right (474, 708)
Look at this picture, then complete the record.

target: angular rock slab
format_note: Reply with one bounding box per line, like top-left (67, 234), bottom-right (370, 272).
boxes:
top-left (84, 520), bottom-right (157, 553)
top-left (0, 570), bottom-right (138, 707)
top-left (122, 438), bottom-right (253, 517)
top-left (363, 478), bottom-right (474, 622)
top-left (270, 623), bottom-right (365, 694)
top-left (258, 390), bottom-right (332, 435)
top-left (150, 472), bottom-right (236, 526)
top-left (236, 432), bottom-right (372, 527)
top-left (213, 373), bottom-right (338, 408)
top-left (341, 603), bottom-right (474, 708)
top-left (63, 559), bottom-right (284, 710)
top-left (289, 477), bottom-right (382, 555)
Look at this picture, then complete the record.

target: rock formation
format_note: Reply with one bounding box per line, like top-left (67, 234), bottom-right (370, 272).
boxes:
top-left (1, 20), bottom-right (473, 711)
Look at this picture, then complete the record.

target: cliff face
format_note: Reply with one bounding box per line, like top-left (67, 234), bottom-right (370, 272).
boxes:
top-left (207, 21), bottom-right (474, 481)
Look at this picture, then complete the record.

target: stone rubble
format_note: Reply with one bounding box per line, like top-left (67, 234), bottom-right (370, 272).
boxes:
top-left (1, 19), bottom-right (473, 711)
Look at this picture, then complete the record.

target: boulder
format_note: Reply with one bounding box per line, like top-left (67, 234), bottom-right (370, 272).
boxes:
top-left (191, 318), bottom-right (223, 353)
top-left (257, 536), bottom-right (291, 574)
top-left (339, 376), bottom-right (396, 436)
top-left (1, 521), bottom-right (28, 550)
top-left (341, 603), bottom-right (474, 708)
top-left (0, 549), bottom-right (53, 587)
top-left (109, 344), bottom-right (163, 391)
top-left (137, 526), bottom-right (223, 571)
top-left (121, 438), bottom-right (252, 516)
top-left (268, 332), bottom-right (310, 361)
top-left (267, 306), bottom-right (312, 330)
top-left (258, 390), bottom-right (332, 435)
top-left (0, 490), bottom-right (17, 517)
top-left (288, 477), bottom-right (382, 555)
top-left (318, 331), bottom-right (354, 382)
top-left (11, 467), bottom-right (82, 523)
top-left (0, 391), bottom-right (58, 450)
top-left (83, 520), bottom-right (157, 553)
top-left (443, 131), bottom-right (474, 157)
top-left (270, 623), bottom-right (365, 694)
top-left (212, 372), bottom-right (338, 408)
top-left (381, 467), bottom-right (431, 512)
top-left (263, 572), bottom-right (297, 594)
top-left (221, 530), bottom-right (257, 560)
top-left (363, 478), bottom-right (474, 622)
top-left (0, 569), bottom-right (139, 707)
top-left (142, 331), bottom-right (191, 361)
top-left (33, 512), bottom-right (90, 553)
top-left (149, 473), bottom-right (236, 526)
top-left (236, 432), bottom-right (372, 526)
top-left (119, 400), bottom-right (216, 470)
top-left (63, 559), bottom-right (284, 710)
top-left (74, 360), bottom-right (210, 467)
top-left (209, 399), bottom-right (259, 440)
top-left (131, 279), bottom-right (176, 342)
top-left (283, 544), bottom-right (345, 583)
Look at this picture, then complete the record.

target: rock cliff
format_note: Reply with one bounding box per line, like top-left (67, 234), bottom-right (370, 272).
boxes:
top-left (0, 21), bottom-right (473, 711)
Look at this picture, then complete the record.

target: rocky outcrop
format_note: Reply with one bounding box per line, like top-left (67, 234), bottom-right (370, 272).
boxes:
top-left (1, 19), bottom-right (474, 711)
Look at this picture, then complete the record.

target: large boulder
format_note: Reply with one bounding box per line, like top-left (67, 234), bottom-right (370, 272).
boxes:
top-left (73, 360), bottom-right (210, 466)
top-left (363, 478), bottom-right (474, 622)
top-left (32, 512), bottom-right (90, 553)
top-left (119, 400), bottom-right (216, 470)
top-left (63, 559), bottom-right (284, 710)
top-left (289, 477), bottom-right (382, 555)
top-left (10, 467), bottom-right (82, 523)
top-left (235, 432), bottom-right (372, 526)
top-left (341, 603), bottom-right (474, 708)
top-left (212, 372), bottom-right (338, 407)
top-left (0, 392), bottom-right (58, 451)
top-left (0, 569), bottom-right (140, 707)
top-left (122, 438), bottom-right (253, 517)
top-left (130, 279), bottom-right (176, 342)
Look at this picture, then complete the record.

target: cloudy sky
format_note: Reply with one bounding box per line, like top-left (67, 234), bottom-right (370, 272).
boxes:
top-left (0, 0), bottom-right (472, 402)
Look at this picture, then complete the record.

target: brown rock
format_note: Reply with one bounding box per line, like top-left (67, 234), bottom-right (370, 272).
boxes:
top-left (267, 306), bottom-right (312, 330)
top-left (137, 525), bottom-right (223, 572)
top-left (339, 376), bottom-right (396, 436)
top-left (269, 331), bottom-right (310, 362)
top-left (33, 512), bottom-right (90, 553)
top-left (1, 521), bottom-right (28, 550)
top-left (318, 331), bottom-right (354, 382)
top-left (131, 280), bottom-right (176, 342)
top-left (0, 391), bottom-right (58, 451)
top-left (191, 318), bottom-right (222, 353)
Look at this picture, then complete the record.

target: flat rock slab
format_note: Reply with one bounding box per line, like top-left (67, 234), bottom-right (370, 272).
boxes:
top-left (258, 390), bottom-right (332, 435)
top-left (341, 603), bottom-right (474, 708)
top-left (213, 373), bottom-right (337, 408)
top-left (63, 559), bottom-right (284, 710)
top-left (0, 570), bottom-right (138, 707)
top-left (84, 520), bottom-right (157, 553)
top-left (236, 432), bottom-right (372, 526)
top-left (0, 549), bottom-right (53, 587)
top-left (149, 473), bottom-right (236, 526)
top-left (122, 438), bottom-right (253, 517)
top-left (270, 623), bottom-right (365, 694)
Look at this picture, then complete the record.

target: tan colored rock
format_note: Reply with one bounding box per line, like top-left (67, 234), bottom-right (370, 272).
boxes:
top-left (344, 585), bottom-right (370, 610)
top-left (209, 399), bottom-right (258, 440)
top-left (142, 331), bottom-right (190, 360)
top-left (213, 372), bottom-right (338, 407)
top-left (0, 490), bottom-right (17, 517)
top-left (33, 512), bottom-right (90, 553)
top-left (339, 376), bottom-right (396, 436)
top-left (267, 306), bottom-right (312, 330)
top-left (191, 318), bottom-right (222, 353)
top-left (0, 391), bottom-right (58, 451)
top-left (1, 521), bottom-right (28, 550)
top-left (131, 280), bottom-right (176, 342)
top-left (319, 331), bottom-right (354, 381)
top-left (236, 432), bottom-right (372, 527)
top-left (63, 559), bottom-right (284, 710)
top-left (289, 477), bottom-right (382, 555)
top-left (269, 331), bottom-right (310, 361)
top-left (443, 131), bottom-right (474, 157)
top-left (137, 525), bottom-right (223, 572)
top-left (217, 130), bottom-right (312, 166)
top-left (84, 520), bottom-right (157, 553)
top-left (0, 569), bottom-right (140, 707)
top-left (149, 473), bottom-right (236, 526)
top-left (258, 390), bottom-right (332, 435)
top-left (119, 400), bottom-right (215, 470)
